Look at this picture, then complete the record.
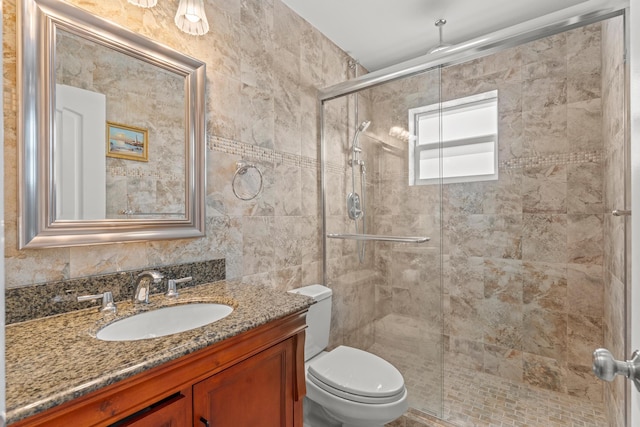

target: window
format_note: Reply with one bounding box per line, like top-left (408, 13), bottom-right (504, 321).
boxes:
top-left (408, 90), bottom-right (498, 185)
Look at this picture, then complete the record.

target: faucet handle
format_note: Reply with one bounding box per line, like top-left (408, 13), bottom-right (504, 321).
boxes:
top-left (77, 291), bottom-right (117, 314)
top-left (166, 276), bottom-right (193, 298)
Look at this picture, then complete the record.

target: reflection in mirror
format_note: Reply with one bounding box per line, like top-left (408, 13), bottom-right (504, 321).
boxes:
top-left (55, 30), bottom-right (186, 221)
top-left (18, 0), bottom-right (206, 248)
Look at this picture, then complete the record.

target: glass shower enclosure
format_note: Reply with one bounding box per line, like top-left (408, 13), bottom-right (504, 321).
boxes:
top-left (320, 5), bottom-right (627, 425)
top-left (321, 66), bottom-right (445, 417)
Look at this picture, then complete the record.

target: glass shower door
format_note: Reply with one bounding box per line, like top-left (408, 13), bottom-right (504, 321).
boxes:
top-left (322, 66), bottom-right (445, 418)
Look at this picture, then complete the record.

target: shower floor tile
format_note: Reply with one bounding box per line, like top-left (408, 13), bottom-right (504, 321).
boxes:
top-left (372, 341), bottom-right (608, 427)
top-left (440, 365), bottom-right (607, 427)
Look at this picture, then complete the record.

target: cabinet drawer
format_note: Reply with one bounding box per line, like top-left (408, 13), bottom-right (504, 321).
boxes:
top-left (111, 390), bottom-right (191, 427)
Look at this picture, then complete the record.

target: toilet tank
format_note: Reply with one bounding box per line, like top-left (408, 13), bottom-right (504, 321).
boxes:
top-left (289, 284), bottom-right (332, 361)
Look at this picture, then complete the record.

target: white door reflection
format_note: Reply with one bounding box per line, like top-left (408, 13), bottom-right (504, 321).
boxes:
top-left (55, 84), bottom-right (106, 220)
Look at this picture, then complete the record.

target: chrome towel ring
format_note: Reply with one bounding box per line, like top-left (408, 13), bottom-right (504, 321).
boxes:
top-left (232, 161), bottom-right (263, 201)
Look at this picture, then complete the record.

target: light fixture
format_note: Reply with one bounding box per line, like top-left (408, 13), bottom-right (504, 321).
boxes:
top-left (127, 0), bottom-right (158, 8)
top-left (175, 0), bottom-right (210, 36)
top-left (427, 19), bottom-right (452, 54)
top-left (126, 0), bottom-right (210, 36)
top-left (389, 126), bottom-right (410, 143)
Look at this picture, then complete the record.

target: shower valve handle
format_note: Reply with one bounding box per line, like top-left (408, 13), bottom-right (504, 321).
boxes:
top-left (592, 348), bottom-right (640, 392)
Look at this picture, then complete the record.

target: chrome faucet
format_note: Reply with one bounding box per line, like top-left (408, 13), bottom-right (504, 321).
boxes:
top-left (134, 270), bottom-right (164, 304)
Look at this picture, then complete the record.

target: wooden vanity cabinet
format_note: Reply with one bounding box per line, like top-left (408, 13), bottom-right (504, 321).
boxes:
top-left (193, 338), bottom-right (295, 427)
top-left (10, 310), bottom-right (307, 427)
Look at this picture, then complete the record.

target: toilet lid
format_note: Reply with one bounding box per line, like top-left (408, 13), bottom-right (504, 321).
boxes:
top-left (307, 346), bottom-right (405, 402)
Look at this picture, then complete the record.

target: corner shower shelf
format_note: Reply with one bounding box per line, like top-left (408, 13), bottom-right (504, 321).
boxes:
top-left (326, 233), bottom-right (430, 244)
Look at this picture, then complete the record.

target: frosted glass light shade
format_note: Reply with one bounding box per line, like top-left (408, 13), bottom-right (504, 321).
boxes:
top-left (175, 0), bottom-right (210, 36)
top-left (128, 0), bottom-right (157, 8)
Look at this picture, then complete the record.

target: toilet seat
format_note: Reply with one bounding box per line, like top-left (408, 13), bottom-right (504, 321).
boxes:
top-left (307, 346), bottom-right (405, 404)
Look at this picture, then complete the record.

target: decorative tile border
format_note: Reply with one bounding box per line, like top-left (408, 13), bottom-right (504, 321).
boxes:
top-left (208, 134), bottom-right (345, 175)
top-left (373, 150), bottom-right (604, 182)
top-left (107, 166), bottom-right (182, 182)
top-left (324, 162), bottom-right (354, 175)
top-left (208, 135), bottom-right (316, 168)
top-left (500, 150), bottom-right (603, 170)
top-left (5, 259), bottom-right (226, 324)
top-left (208, 135), bottom-right (602, 180)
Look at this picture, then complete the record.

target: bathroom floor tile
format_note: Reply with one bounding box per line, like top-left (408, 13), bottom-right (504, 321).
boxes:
top-left (374, 315), bottom-right (607, 427)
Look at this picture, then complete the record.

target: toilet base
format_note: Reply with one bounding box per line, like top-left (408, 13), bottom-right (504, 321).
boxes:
top-left (303, 397), bottom-right (341, 427)
top-left (303, 397), bottom-right (392, 427)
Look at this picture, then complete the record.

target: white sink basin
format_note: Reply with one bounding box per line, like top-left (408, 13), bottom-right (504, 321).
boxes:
top-left (96, 303), bottom-right (233, 341)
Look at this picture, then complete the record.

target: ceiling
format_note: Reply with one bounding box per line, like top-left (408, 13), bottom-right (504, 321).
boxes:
top-left (281, 0), bottom-right (589, 71)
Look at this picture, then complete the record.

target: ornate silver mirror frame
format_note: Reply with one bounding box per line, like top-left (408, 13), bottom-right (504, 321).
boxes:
top-left (18, 0), bottom-right (206, 248)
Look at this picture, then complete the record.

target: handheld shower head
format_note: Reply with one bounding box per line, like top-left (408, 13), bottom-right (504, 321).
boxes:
top-left (352, 120), bottom-right (371, 151)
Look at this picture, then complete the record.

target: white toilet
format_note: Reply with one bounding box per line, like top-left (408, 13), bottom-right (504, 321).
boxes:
top-left (290, 284), bottom-right (408, 427)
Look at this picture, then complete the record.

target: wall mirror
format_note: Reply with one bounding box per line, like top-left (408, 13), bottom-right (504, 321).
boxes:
top-left (18, 0), bottom-right (206, 248)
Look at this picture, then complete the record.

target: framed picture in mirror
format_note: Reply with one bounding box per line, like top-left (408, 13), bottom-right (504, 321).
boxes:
top-left (106, 122), bottom-right (149, 162)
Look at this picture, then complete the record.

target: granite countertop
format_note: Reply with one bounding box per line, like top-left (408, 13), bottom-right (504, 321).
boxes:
top-left (5, 280), bottom-right (313, 425)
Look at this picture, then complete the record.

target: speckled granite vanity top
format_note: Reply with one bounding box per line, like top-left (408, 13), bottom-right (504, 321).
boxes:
top-left (5, 280), bottom-right (313, 424)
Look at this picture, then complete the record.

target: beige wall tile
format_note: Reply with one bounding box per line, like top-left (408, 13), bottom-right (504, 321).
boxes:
top-left (5, 0), bottom-right (344, 292)
top-left (523, 352), bottom-right (566, 393)
top-left (483, 343), bottom-right (523, 382)
top-left (522, 261), bottom-right (567, 312)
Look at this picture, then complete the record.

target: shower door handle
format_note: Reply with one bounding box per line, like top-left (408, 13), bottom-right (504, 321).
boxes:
top-left (327, 233), bottom-right (430, 243)
top-left (612, 209), bottom-right (631, 216)
top-left (592, 348), bottom-right (640, 391)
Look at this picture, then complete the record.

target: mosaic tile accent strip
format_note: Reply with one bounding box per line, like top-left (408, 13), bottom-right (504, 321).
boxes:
top-left (107, 165), bottom-right (182, 182)
top-left (375, 150), bottom-right (604, 183)
top-left (5, 258), bottom-right (225, 324)
top-left (324, 162), bottom-right (350, 175)
top-left (500, 150), bottom-right (603, 170)
top-left (208, 134), bottom-right (346, 175)
top-left (209, 136), bottom-right (603, 180)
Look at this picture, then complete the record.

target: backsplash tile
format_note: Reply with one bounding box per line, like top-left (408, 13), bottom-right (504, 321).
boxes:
top-left (6, 259), bottom-right (225, 324)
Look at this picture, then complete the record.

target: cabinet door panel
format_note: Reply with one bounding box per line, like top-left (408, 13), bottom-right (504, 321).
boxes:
top-left (194, 339), bottom-right (293, 427)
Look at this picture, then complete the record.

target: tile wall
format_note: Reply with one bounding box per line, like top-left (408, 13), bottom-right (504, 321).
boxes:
top-left (323, 87), bottom-right (380, 351)
top-left (3, 0), bottom-right (350, 290)
top-left (436, 23), bottom-right (607, 400)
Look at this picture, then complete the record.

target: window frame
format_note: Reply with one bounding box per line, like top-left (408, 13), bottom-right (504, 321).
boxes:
top-left (408, 90), bottom-right (498, 185)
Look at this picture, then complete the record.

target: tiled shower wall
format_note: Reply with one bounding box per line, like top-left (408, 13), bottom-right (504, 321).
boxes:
top-left (345, 22), bottom-right (620, 406)
top-left (323, 85), bottom-right (380, 351)
top-left (437, 23), bottom-right (607, 401)
top-left (3, 0), bottom-right (350, 290)
top-left (602, 16), bottom-right (626, 427)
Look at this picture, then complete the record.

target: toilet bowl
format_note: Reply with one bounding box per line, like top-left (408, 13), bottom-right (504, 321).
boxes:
top-left (304, 347), bottom-right (408, 427)
top-left (290, 285), bottom-right (408, 427)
